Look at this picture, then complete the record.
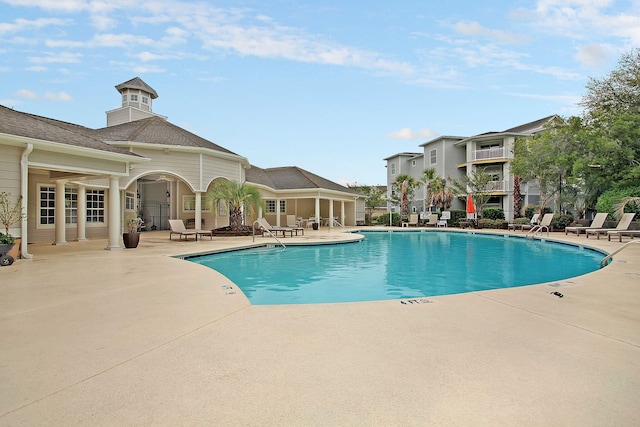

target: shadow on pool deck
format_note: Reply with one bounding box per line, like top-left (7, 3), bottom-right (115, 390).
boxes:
top-left (1, 228), bottom-right (639, 426)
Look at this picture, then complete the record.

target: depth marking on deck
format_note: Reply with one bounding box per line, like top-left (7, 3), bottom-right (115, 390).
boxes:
top-left (400, 298), bottom-right (433, 305)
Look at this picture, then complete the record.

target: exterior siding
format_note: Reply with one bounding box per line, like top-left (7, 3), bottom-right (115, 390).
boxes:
top-left (29, 150), bottom-right (127, 175)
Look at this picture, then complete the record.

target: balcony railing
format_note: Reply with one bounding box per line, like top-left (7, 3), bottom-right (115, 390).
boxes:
top-left (473, 147), bottom-right (505, 161)
top-left (483, 180), bottom-right (508, 192)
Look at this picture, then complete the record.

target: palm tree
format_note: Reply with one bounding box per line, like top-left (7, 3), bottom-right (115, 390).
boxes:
top-left (206, 180), bottom-right (263, 231)
top-left (613, 197), bottom-right (640, 220)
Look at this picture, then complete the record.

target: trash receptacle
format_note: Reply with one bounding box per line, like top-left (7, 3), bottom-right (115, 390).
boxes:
top-left (312, 223), bottom-right (319, 230)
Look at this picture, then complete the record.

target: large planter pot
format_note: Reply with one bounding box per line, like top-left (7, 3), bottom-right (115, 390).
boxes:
top-left (122, 232), bottom-right (140, 249)
top-left (7, 238), bottom-right (20, 260)
top-left (0, 243), bottom-right (14, 266)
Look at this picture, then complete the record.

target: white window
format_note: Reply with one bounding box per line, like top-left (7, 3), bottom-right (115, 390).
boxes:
top-left (142, 96), bottom-right (148, 104)
top-left (125, 192), bottom-right (135, 211)
top-left (412, 160), bottom-right (416, 167)
top-left (131, 94), bottom-right (138, 101)
top-left (122, 95), bottom-right (127, 102)
top-left (430, 149), bottom-right (437, 164)
top-left (266, 200), bottom-right (286, 213)
top-left (390, 163), bottom-right (396, 175)
top-left (86, 190), bottom-right (105, 223)
top-left (39, 186), bottom-right (55, 225)
top-left (182, 195), bottom-right (210, 212)
top-left (65, 188), bottom-right (78, 224)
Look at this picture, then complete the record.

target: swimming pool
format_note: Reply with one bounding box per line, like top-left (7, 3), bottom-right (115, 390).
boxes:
top-left (187, 231), bottom-right (605, 305)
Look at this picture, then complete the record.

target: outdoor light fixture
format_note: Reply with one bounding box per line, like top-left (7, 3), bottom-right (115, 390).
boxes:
top-left (166, 190), bottom-right (170, 198)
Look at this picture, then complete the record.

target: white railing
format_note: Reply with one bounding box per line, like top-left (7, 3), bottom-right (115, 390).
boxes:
top-left (473, 147), bottom-right (505, 161)
top-left (483, 180), bottom-right (508, 192)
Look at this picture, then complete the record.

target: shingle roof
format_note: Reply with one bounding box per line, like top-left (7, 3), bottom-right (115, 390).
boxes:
top-left (94, 116), bottom-right (238, 155)
top-left (115, 77), bottom-right (158, 99)
top-left (502, 115), bottom-right (556, 133)
top-left (0, 105), bottom-right (139, 157)
top-left (247, 165), bottom-right (359, 194)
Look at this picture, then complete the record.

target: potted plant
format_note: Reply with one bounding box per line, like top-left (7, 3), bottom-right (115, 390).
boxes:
top-left (123, 216), bottom-right (143, 249)
top-left (0, 191), bottom-right (23, 265)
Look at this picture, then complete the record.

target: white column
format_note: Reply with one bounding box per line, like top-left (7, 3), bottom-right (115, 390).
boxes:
top-left (54, 180), bottom-right (67, 245)
top-left (276, 198), bottom-right (281, 226)
top-left (195, 192), bottom-right (202, 230)
top-left (315, 197), bottom-right (320, 227)
top-left (106, 176), bottom-right (122, 250)
top-left (341, 201), bottom-right (346, 226)
top-left (77, 185), bottom-right (87, 240)
top-left (329, 199), bottom-right (334, 230)
top-left (20, 143), bottom-right (33, 259)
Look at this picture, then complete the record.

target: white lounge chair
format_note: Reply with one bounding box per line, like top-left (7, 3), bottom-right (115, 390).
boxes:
top-left (168, 219), bottom-right (199, 241)
top-left (526, 213), bottom-right (554, 236)
top-left (508, 213), bottom-right (539, 231)
top-left (565, 212), bottom-right (608, 236)
top-left (437, 211), bottom-right (450, 227)
top-left (424, 214), bottom-right (438, 227)
top-left (585, 213), bottom-right (635, 239)
top-left (256, 218), bottom-right (302, 237)
top-left (402, 214), bottom-right (419, 227)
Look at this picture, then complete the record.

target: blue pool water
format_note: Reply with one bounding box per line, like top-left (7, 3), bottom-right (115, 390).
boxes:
top-left (187, 231), bottom-right (605, 305)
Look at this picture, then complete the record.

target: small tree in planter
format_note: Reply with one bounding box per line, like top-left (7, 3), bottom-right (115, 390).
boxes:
top-left (123, 216), bottom-right (143, 248)
top-left (0, 192), bottom-right (23, 265)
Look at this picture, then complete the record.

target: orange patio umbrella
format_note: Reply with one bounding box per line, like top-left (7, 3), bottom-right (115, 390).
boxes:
top-left (466, 194), bottom-right (475, 215)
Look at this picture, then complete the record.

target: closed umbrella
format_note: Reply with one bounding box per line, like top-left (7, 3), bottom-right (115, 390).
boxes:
top-left (466, 194), bottom-right (475, 219)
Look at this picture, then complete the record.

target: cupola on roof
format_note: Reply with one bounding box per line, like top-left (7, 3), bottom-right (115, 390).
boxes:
top-left (115, 77), bottom-right (158, 99)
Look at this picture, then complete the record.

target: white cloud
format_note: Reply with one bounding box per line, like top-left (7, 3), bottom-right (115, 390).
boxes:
top-left (13, 89), bottom-right (72, 101)
top-left (15, 89), bottom-right (38, 99)
top-left (28, 52), bottom-right (82, 64)
top-left (452, 21), bottom-right (529, 44)
top-left (385, 128), bottom-right (438, 140)
top-left (574, 43), bottom-right (615, 67)
top-left (44, 91), bottom-right (72, 100)
top-left (0, 17), bottom-right (70, 34)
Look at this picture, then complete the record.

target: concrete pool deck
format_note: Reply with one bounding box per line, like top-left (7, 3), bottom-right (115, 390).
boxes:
top-left (1, 227), bottom-right (639, 426)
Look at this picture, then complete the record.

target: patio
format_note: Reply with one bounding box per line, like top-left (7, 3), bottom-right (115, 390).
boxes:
top-left (1, 228), bottom-right (639, 426)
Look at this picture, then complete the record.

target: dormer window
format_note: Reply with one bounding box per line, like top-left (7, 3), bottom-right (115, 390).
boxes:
top-left (122, 95), bottom-right (127, 102)
top-left (131, 94), bottom-right (138, 101)
top-left (142, 96), bottom-right (148, 104)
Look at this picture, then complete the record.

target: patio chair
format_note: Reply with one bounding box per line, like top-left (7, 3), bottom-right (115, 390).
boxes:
top-left (565, 212), bottom-right (608, 236)
top-left (403, 214), bottom-right (419, 227)
top-left (168, 219), bottom-right (200, 241)
top-left (424, 214), bottom-right (438, 227)
top-left (526, 213), bottom-right (554, 236)
top-left (508, 213), bottom-right (539, 231)
top-left (437, 211), bottom-right (450, 227)
top-left (286, 215), bottom-right (305, 235)
top-left (607, 229), bottom-right (640, 242)
top-left (585, 213), bottom-right (635, 239)
top-left (256, 218), bottom-right (302, 237)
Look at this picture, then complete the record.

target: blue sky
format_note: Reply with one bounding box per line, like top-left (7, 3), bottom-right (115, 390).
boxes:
top-left (1, 1), bottom-right (638, 186)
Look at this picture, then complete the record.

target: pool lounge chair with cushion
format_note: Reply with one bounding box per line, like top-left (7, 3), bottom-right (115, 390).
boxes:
top-left (256, 218), bottom-right (302, 237)
top-left (168, 219), bottom-right (202, 241)
top-left (403, 214), bottom-right (419, 227)
top-left (286, 215), bottom-right (305, 235)
top-left (565, 212), bottom-right (608, 236)
top-left (585, 213), bottom-right (635, 239)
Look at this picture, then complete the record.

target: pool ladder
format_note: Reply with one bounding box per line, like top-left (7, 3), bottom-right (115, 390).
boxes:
top-left (252, 220), bottom-right (286, 250)
top-left (600, 240), bottom-right (640, 267)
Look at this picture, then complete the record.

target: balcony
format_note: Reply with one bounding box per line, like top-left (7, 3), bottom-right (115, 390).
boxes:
top-left (483, 180), bottom-right (509, 193)
top-left (473, 147), bottom-right (506, 162)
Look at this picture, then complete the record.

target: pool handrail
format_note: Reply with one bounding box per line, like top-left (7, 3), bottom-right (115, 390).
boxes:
top-left (600, 240), bottom-right (640, 267)
top-left (252, 219), bottom-right (286, 250)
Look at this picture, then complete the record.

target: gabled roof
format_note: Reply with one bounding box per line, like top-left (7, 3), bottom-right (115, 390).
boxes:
top-left (383, 152), bottom-right (422, 161)
top-left (94, 116), bottom-right (238, 155)
top-left (115, 77), bottom-right (158, 99)
top-left (0, 105), bottom-right (139, 157)
top-left (503, 115), bottom-right (556, 133)
top-left (246, 165), bottom-right (359, 194)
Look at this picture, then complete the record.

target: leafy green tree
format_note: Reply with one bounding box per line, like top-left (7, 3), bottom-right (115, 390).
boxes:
top-left (450, 168), bottom-right (498, 217)
top-left (206, 180), bottom-right (263, 231)
top-left (351, 185), bottom-right (386, 225)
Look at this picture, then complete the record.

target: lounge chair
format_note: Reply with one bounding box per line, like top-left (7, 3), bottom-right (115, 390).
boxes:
top-left (526, 213), bottom-right (554, 236)
top-left (565, 212), bottom-right (608, 236)
top-left (256, 218), bottom-right (302, 237)
top-left (585, 212), bottom-right (635, 239)
top-left (508, 213), bottom-right (539, 231)
top-left (608, 229), bottom-right (640, 242)
top-left (424, 214), bottom-right (438, 227)
top-left (403, 214), bottom-right (419, 227)
top-left (286, 215), bottom-right (305, 235)
top-left (169, 219), bottom-right (213, 241)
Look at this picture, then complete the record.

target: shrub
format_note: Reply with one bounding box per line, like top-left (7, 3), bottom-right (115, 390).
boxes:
top-left (551, 213), bottom-right (574, 230)
top-left (595, 186), bottom-right (640, 217)
top-left (0, 232), bottom-right (15, 245)
top-left (376, 212), bottom-right (400, 225)
top-left (511, 217), bottom-right (529, 225)
top-left (482, 208), bottom-right (504, 220)
top-left (524, 205), bottom-right (552, 218)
